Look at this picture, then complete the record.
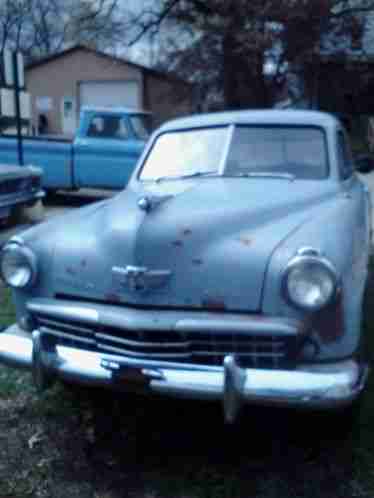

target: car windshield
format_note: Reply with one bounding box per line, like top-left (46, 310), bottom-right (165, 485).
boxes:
top-left (139, 125), bottom-right (328, 181)
top-left (140, 127), bottom-right (228, 181)
top-left (225, 126), bottom-right (328, 179)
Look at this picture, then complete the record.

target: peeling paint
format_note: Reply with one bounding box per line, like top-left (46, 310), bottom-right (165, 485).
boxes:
top-left (202, 298), bottom-right (226, 310)
top-left (192, 259), bottom-right (203, 266)
top-left (239, 237), bottom-right (252, 247)
top-left (172, 240), bottom-right (183, 248)
top-left (105, 293), bottom-right (121, 303)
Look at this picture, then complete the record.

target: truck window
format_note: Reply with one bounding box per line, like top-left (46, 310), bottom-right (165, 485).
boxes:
top-left (86, 115), bottom-right (130, 140)
top-left (129, 115), bottom-right (151, 140)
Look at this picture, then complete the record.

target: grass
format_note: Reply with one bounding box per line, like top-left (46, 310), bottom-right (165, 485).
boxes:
top-left (0, 284), bottom-right (15, 328)
top-left (1, 281), bottom-right (374, 497)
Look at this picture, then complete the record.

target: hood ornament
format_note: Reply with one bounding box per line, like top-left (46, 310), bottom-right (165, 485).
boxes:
top-left (138, 196), bottom-right (151, 212)
top-left (137, 194), bottom-right (174, 213)
top-left (112, 265), bottom-right (172, 293)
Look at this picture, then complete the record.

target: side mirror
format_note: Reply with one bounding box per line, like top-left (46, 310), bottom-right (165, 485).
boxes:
top-left (355, 154), bottom-right (374, 174)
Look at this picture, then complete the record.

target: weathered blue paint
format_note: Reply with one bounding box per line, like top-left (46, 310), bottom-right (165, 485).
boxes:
top-left (0, 110), bottom-right (371, 418)
top-left (0, 108), bottom-right (148, 190)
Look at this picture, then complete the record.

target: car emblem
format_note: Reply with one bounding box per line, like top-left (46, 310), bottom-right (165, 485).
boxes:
top-left (124, 265), bottom-right (147, 292)
top-left (112, 265), bottom-right (172, 293)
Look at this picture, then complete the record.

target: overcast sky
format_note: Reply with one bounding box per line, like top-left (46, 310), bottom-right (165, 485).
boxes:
top-left (115, 0), bottom-right (156, 65)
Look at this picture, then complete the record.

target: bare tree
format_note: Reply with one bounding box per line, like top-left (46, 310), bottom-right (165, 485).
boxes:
top-left (124, 0), bottom-right (374, 109)
top-left (0, 0), bottom-right (122, 58)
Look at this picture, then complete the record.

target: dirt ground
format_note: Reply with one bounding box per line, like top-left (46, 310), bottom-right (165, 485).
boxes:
top-left (0, 370), bottom-right (373, 498)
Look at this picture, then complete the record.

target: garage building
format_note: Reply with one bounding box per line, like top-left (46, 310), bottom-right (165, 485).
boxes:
top-left (26, 44), bottom-right (195, 136)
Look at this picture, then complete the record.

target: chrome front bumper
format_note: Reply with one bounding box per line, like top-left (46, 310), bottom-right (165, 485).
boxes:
top-left (0, 189), bottom-right (45, 219)
top-left (0, 324), bottom-right (368, 423)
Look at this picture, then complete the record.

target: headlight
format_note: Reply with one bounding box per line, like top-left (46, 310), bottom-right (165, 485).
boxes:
top-left (0, 243), bottom-right (37, 288)
top-left (283, 253), bottom-right (338, 311)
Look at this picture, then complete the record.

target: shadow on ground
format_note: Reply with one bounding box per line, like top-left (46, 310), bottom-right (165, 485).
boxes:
top-left (81, 390), bottom-right (361, 498)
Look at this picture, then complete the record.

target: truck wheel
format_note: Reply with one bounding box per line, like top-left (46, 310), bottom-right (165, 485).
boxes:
top-left (45, 189), bottom-right (57, 198)
top-left (4, 206), bottom-right (23, 227)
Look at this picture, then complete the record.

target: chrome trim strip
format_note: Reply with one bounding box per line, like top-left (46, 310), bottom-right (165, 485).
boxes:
top-left (176, 318), bottom-right (298, 335)
top-left (96, 342), bottom-right (192, 359)
top-left (40, 327), bottom-right (96, 345)
top-left (38, 317), bottom-right (93, 335)
top-left (219, 124), bottom-right (235, 175)
top-left (96, 332), bottom-right (189, 349)
top-left (27, 298), bottom-right (302, 335)
top-left (28, 301), bottom-right (99, 324)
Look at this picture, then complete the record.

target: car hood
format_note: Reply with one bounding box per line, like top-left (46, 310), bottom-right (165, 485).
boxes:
top-left (45, 178), bottom-right (339, 312)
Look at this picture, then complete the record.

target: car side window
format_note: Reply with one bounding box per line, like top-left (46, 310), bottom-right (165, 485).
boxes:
top-left (86, 115), bottom-right (130, 140)
top-left (337, 131), bottom-right (354, 180)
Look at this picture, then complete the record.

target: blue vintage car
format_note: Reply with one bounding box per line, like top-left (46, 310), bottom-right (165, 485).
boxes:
top-left (0, 110), bottom-right (371, 425)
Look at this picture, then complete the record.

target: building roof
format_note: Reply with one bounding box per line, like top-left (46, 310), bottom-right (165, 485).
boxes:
top-left (26, 44), bottom-right (190, 86)
top-left (159, 109), bottom-right (340, 132)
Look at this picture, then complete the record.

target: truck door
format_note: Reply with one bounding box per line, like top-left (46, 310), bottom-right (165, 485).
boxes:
top-left (74, 113), bottom-right (146, 189)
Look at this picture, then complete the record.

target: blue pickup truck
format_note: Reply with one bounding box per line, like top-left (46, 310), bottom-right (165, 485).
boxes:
top-left (0, 107), bottom-right (150, 191)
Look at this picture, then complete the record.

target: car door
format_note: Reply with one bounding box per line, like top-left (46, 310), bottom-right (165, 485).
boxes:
top-left (74, 114), bottom-right (145, 189)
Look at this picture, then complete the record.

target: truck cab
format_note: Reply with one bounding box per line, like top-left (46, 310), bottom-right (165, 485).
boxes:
top-left (73, 107), bottom-right (151, 189)
top-left (0, 107), bottom-right (151, 191)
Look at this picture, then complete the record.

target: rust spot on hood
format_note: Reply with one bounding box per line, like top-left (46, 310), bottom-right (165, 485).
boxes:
top-left (66, 266), bottom-right (77, 276)
top-left (105, 293), bottom-right (121, 303)
top-left (172, 240), bottom-right (183, 248)
top-left (239, 237), bottom-right (252, 247)
top-left (192, 258), bottom-right (203, 266)
top-left (202, 297), bottom-right (226, 311)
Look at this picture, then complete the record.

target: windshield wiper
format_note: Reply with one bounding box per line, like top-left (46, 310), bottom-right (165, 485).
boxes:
top-left (155, 170), bottom-right (218, 183)
top-left (235, 172), bottom-right (295, 181)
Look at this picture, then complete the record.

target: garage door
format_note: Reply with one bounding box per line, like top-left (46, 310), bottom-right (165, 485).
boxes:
top-left (79, 81), bottom-right (141, 109)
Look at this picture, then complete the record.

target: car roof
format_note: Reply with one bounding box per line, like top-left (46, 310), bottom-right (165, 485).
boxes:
top-left (81, 106), bottom-right (151, 115)
top-left (159, 109), bottom-right (340, 132)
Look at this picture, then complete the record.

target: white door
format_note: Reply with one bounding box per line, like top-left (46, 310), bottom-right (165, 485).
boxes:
top-left (79, 81), bottom-right (141, 109)
top-left (61, 97), bottom-right (76, 136)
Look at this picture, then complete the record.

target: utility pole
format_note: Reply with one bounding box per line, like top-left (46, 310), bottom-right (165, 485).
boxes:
top-left (12, 52), bottom-right (24, 165)
top-left (1, 50), bottom-right (28, 166)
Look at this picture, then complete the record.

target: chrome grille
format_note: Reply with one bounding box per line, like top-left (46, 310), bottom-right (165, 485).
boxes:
top-left (32, 312), bottom-right (299, 369)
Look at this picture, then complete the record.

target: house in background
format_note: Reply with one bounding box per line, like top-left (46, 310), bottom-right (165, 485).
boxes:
top-left (26, 44), bottom-right (195, 136)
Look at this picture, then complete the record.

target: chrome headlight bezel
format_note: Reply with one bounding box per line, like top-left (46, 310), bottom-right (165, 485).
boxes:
top-left (0, 243), bottom-right (37, 289)
top-left (282, 252), bottom-right (338, 312)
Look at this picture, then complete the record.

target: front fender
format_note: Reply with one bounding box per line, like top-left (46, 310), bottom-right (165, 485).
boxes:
top-left (262, 192), bottom-right (369, 361)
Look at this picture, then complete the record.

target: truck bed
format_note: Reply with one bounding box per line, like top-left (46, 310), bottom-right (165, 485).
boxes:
top-left (0, 135), bottom-right (74, 189)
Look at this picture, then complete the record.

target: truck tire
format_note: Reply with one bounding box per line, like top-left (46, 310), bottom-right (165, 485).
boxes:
top-left (45, 189), bottom-right (57, 198)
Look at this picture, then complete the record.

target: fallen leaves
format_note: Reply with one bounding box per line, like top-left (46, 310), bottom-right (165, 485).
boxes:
top-left (28, 428), bottom-right (44, 449)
